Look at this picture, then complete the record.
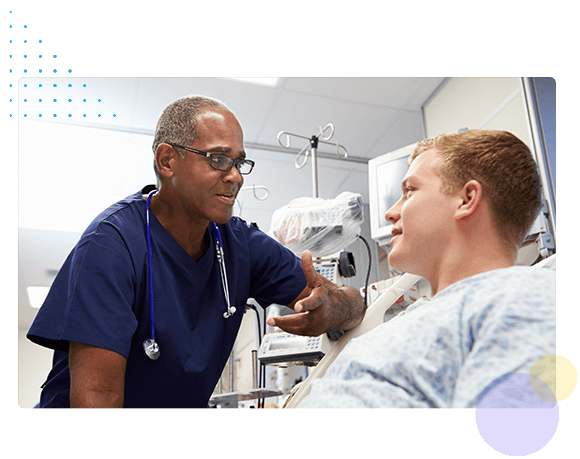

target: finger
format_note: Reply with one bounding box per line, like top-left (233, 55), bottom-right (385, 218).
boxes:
top-left (294, 294), bottom-right (321, 313)
top-left (301, 250), bottom-right (317, 286)
top-left (266, 313), bottom-right (319, 336)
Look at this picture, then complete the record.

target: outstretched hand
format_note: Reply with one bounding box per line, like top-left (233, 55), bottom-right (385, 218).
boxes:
top-left (266, 251), bottom-right (365, 336)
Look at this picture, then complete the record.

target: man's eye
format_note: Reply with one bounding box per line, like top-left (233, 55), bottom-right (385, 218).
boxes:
top-left (213, 155), bottom-right (231, 166)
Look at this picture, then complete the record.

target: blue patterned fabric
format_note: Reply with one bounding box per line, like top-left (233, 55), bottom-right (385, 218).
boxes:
top-left (299, 266), bottom-right (556, 408)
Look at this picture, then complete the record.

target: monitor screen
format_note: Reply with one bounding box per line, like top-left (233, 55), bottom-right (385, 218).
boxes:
top-left (269, 336), bottom-right (309, 351)
top-left (375, 157), bottom-right (410, 231)
top-left (368, 142), bottom-right (417, 247)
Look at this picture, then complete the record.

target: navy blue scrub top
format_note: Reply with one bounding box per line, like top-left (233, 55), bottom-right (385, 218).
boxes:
top-left (27, 188), bottom-right (307, 408)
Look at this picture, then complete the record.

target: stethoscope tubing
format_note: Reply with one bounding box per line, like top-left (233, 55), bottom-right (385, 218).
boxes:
top-left (212, 223), bottom-right (236, 318)
top-left (146, 190), bottom-right (158, 342)
top-left (144, 189), bottom-right (235, 360)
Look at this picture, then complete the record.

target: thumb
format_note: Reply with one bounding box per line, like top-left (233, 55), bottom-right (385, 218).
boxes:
top-left (301, 250), bottom-right (317, 286)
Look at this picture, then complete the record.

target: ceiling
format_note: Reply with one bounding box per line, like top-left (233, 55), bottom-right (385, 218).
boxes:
top-left (18, 76), bottom-right (447, 329)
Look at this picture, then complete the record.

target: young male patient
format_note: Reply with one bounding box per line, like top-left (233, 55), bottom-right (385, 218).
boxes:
top-left (298, 129), bottom-right (555, 408)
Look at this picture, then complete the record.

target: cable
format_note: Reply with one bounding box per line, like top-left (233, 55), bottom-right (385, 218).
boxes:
top-left (246, 302), bottom-right (266, 408)
top-left (260, 308), bottom-right (267, 408)
top-left (246, 303), bottom-right (262, 344)
top-left (358, 235), bottom-right (372, 308)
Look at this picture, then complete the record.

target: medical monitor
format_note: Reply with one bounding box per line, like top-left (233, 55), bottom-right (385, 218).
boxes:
top-left (368, 142), bottom-right (418, 248)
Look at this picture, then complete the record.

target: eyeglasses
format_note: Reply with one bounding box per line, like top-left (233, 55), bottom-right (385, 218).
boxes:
top-left (168, 143), bottom-right (255, 175)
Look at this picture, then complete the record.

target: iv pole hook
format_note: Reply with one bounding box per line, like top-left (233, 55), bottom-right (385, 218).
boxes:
top-left (319, 123), bottom-right (334, 141)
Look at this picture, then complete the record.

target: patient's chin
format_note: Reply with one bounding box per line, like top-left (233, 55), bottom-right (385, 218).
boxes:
top-left (388, 249), bottom-right (418, 277)
top-left (388, 248), bottom-right (405, 272)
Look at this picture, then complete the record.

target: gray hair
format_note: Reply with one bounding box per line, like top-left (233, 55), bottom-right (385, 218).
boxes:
top-left (151, 95), bottom-right (233, 183)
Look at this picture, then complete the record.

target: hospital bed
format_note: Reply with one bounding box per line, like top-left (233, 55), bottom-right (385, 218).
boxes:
top-left (284, 254), bottom-right (556, 408)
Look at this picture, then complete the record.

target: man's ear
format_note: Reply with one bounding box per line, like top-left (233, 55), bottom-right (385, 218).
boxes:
top-left (155, 143), bottom-right (176, 180)
top-left (455, 179), bottom-right (483, 220)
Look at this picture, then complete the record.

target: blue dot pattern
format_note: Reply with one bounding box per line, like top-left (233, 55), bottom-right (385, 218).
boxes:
top-left (298, 266), bottom-right (556, 408)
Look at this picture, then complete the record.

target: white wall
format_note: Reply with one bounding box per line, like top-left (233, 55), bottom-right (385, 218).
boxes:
top-left (18, 329), bottom-right (54, 408)
top-left (423, 77), bottom-right (532, 148)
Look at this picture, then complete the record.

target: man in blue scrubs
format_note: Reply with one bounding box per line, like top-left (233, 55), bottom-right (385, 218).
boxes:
top-left (27, 95), bottom-right (366, 408)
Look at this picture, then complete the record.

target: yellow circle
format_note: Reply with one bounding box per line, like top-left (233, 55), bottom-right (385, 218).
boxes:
top-left (530, 354), bottom-right (577, 402)
top-left (556, 355), bottom-right (578, 401)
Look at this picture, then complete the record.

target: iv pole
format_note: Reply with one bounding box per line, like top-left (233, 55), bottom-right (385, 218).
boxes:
top-left (277, 123), bottom-right (348, 198)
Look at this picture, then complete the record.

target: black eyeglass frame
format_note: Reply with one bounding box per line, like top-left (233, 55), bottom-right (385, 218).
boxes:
top-left (167, 143), bottom-right (255, 175)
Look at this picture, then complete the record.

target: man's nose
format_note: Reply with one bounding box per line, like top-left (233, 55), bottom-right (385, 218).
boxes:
top-left (224, 164), bottom-right (243, 183)
top-left (385, 198), bottom-right (402, 224)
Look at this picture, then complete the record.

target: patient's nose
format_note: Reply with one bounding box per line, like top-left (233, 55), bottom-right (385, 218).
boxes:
top-left (385, 199), bottom-right (401, 224)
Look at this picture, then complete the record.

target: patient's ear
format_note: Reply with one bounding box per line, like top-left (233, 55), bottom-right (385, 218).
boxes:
top-left (455, 179), bottom-right (482, 220)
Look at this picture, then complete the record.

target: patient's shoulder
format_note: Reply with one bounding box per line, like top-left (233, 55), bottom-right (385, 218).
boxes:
top-left (432, 266), bottom-right (555, 316)
top-left (445, 265), bottom-right (554, 296)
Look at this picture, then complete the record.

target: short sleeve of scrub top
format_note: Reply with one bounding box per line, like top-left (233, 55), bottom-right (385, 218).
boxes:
top-left (27, 190), bottom-right (307, 407)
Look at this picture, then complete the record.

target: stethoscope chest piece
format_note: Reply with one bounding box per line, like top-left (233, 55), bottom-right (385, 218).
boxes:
top-left (223, 306), bottom-right (236, 319)
top-left (143, 339), bottom-right (160, 360)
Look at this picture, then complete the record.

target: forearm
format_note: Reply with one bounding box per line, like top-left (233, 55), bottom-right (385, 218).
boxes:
top-left (69, 341), bottom-right (127, 408)
top-left (70, 387), bottom-right (124, 408)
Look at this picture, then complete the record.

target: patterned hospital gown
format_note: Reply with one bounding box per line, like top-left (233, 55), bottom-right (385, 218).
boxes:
top-left (299, 266), bottom-right (556, 408)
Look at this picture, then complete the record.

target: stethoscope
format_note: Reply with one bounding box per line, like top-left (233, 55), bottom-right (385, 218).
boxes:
top-left (142, 189), bottom-right (236, 361)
